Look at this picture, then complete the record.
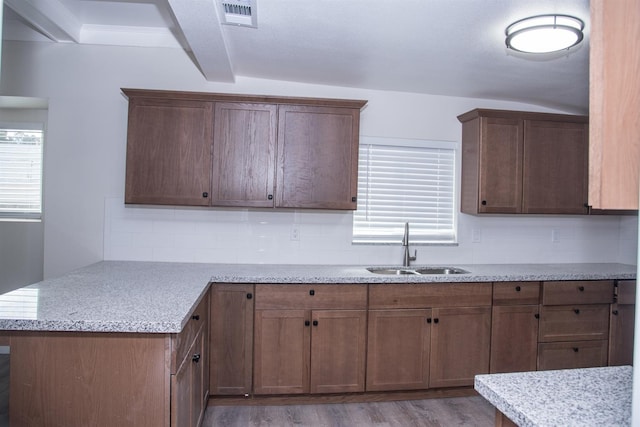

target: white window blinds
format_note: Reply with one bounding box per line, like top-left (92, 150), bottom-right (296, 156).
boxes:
top-left (353, 138), bottom-right (457, 244)
top-left (0, 123), bottom-right (44, 220)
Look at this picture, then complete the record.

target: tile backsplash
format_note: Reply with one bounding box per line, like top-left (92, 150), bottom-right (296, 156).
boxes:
top-left (104, 197), bottom-right (637, 265)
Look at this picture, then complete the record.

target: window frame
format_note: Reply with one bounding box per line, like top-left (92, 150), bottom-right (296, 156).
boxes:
top-left (0, 121), bottom-right (45, 221)
top-left (352, 136), bottom-right (460, 245)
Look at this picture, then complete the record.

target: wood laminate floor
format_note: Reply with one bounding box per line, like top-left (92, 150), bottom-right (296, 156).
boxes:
top-left (203, 396), bottom-right (495, 427)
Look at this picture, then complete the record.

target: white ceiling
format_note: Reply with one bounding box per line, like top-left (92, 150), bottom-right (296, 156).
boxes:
top-left (2, 0), bottom-right (590, 113)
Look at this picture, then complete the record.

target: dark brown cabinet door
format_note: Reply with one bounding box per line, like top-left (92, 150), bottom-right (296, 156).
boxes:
top-left (609, 303), bottom-right (635, 366)
top-left (253, 309), bottom-right (311, 395)
top-left (478, 117), bottom-right (523, 213)
top-left (210, 284), bottom-right (254, 395)
top-left (276, 105), bottom-right (360, 209)
top-left (429, 306), bottom-right (491, 388)
top-left (490, 305), bottom-right (539, 373)
top-left (310, 310), bottom-right (367, 394)
top-left (212, 103), bottom-right (277, 207)
top-left (366, 309), bottom-right (431, 391)
top-left (523, 120), bottom-right (589, 214)
top-left (125, 98), bottom-right (213, 206)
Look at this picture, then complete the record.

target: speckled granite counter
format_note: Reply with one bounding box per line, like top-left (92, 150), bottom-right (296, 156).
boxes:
top-left (475, 366), bottom-right (632, 426)
top-left (0, 261), bottom-right (634, 334)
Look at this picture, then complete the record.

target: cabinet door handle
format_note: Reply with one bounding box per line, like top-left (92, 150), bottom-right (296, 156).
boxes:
top-left (574, 309), bottom-right (580, 315)
top-left (352, 196), bottom-right (357, 202)
top-left (192, 353), bottom-right (201, 363)
top-left (515, 286), bottom-right (521, 292)
top-left (312, 320), bottom-right (318, 326)
top-left (572, 347), bottom-right (579, 353)
top-left (191, 314), bottom-right (200, 321)
top-left (613, 310), bottom-right (619, 315)
top-left (427, 318), bottom-right (432, 323)
top-left (578, 286), bottom-right (585, 292)
top-left (268, 194), bottom-right (273, 200)
top-left (246, 293), bottom-right (253, 299)
top-left (534, 313), bottom-right (540, 319)
top-left (433, 318), bottom-right (439, 324)
top-left (481, 200), bottom-right (487, 206)
top-left (202, 192), bottom-right (208, 198)
top-left (305, 320), bottom-right (310, 326)
top-left (309, 290), bottom-right (315, 296)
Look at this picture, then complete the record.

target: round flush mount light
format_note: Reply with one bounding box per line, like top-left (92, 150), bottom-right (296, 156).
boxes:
top-left (505, 14), bottom-right (584, 54)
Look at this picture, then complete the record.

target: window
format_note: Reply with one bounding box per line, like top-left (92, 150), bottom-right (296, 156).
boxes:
top-left (353, 137), bottom-right (458, 244)
top-left (0, 123), bottom-right (44, 220)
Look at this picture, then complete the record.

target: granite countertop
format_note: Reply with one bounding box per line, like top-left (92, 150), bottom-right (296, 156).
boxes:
top-left (0, 261), bottom-right (634, 334)
top-left (475, 366), bottom-right (632, 426)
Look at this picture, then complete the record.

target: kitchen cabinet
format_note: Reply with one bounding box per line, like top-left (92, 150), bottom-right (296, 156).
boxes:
top-left (211, 103), bottom-right (277, 207)
top-left (209, 284), bottom-right (254, 395)
top-left (124, 96), bottom-right (213, 206)
top-left (253, 284), bottom-right (367, 395)
top-left (458, 109), bottom-right (589, 215)
top-left (122, 89), bottom-right (367, 210)
top-left (537, 280), bottom-right (613, 370)
top-left (10, 291), bottom-right (210, 427)
top-left (276, 105), bottom-right (360, 209)
top-left (367, 283), bottom-right (491, 391)
top-left (609, 280), bottom-right (636, 366)
top-left (589, 0), bottom-right (640, 210)
top-left (490, 282), bottom-right (540, 373)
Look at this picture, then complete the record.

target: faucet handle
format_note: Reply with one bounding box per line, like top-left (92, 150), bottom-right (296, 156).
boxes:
top-left (410, 250), bottom-right (417, 262)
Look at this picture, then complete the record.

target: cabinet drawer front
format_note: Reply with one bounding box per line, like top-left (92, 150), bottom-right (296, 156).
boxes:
top-left (617, 280), bottom-right (637, 305)
top-left (369, 283), bottom-right (491, 309)
top-left (542, 280), bottom-right (614, 305)
top-left (255, 284), bottom-right (367, 310)
top-left (492, 282), bottom-right (540, 305)
top-left (537, 340), bottom-right (608, 371)
top-left (539, 304), bottom-right (610, 342)
top-left (173, 292), bottom-right (210, 371)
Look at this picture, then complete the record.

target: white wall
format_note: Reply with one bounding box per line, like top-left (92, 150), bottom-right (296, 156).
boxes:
top-left (1, 40), bottom-right (636, 277)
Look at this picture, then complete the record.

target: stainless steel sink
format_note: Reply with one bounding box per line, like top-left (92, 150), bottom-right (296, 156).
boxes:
top-left (367, 267), bottom-right (469, 275)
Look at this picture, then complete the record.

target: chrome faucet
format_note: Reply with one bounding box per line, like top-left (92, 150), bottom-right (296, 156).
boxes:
top-left (402, 222), bottom-right (417, 267)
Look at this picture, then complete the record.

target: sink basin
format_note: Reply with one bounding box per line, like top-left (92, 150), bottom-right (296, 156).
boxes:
top-left (367, 267), bottom-right (469, 275)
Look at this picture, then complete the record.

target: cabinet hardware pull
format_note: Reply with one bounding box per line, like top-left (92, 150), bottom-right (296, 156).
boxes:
top-left (352, 196), bottom-right (357, 202)
top-left (515, 286), bottom-right (521, 292)
top-left (613, 310), bottom-right (619, 315)
top-left (268, 194), bottom-right (273, 200)
top-left (192, 353), bottom-right (201, 363)
top-left (304, 320), bottom-right (310, 326)
top-left (578, 286), bottom-right (585, 292)
top-left (309, 290), bottom-right (315, 296)
top-left (572, 347), bottom-right (579, 353)
top-left (433, 318), bottom-right (439, 324)
top-left (427, 318), bottom-right (432, 323)
top-left (312, 320), bottom-right (318, 326)
top-left (481, 200), bottom-right (487, 205)
top-left (534, 313), bottom-right (540, 319)
top-left (246, 293), bottom-right (253, 299)
top-left (574, 309), bottom-right (580, 315)
top-left (192, 314), bottom-right (200, 320)
top-left (202, 192), bottom-right (208, 198)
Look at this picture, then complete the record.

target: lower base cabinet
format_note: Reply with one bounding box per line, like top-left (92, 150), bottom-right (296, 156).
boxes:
top-left (490, 305), bottom-right (539, 373)
top-left (609, 280), bottom-right (636, 366)
top-left (537, 340), bottom-right (609, 370)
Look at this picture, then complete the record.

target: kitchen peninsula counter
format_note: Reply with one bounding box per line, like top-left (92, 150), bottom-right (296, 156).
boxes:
top-left (475, 366), bottom-right (632, 426)
top-left (0, 261), bottom-right (634, 333)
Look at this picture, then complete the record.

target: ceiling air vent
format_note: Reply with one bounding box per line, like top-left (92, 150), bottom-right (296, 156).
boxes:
top-left (219, 0), bottom-right (257, 28)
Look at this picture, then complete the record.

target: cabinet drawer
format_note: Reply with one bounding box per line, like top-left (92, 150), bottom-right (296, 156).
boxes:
top-left (537, 340), bottom-right (608, 371)
top-left (617, 280), bottom-right (636, 305)
top-left (173, 291), bottom-right (210, 372)
top-left (538, 304), bottom-right (610, 342)
top-left (492, 282), bottom-right (540, 305)
top-left (255, 284), bottom-right (367, 310)
top-left (369, 283), bottom-right (491, 309)
top-left (542, 280), bottom-right (614, 305)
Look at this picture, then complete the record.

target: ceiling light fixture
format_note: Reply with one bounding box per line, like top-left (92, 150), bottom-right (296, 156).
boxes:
top-left (505, 14), bottom-right (584, 54)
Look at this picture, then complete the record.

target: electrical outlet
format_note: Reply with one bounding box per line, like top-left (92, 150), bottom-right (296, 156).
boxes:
top-left (551, 229), bottom-right (560, 243)
top-left (471, 228), bottom-right (481, 243)
top-left (290, 225), bottom-right (300, 241)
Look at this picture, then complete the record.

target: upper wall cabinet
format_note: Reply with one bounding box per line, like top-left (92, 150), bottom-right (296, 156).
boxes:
top-left (122, 89), bottom-right (367, 210)
top-left (458, 109), bottom-right (589, 215)
top-left (589, 0), bottom-right (640, 210)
